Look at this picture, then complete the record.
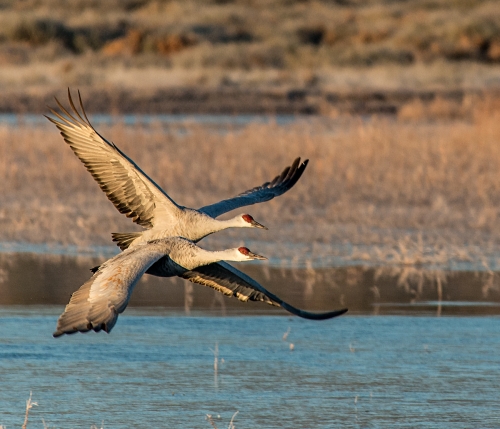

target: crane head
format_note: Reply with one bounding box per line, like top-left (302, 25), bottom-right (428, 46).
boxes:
top-left (241, 214), bottom-right (268, 230)
top-left (238, 247), bottom-right (267, 260)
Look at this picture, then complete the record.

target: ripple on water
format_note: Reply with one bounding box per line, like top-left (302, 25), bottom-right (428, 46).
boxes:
top-left (0, 312), bottom-right (499, 428)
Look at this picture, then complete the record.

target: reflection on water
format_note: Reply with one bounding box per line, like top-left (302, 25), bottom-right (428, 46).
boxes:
top-left (0, 252), bottom-right (499, 315)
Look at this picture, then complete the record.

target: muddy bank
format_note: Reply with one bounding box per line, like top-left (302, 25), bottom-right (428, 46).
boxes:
top-left (0, 87), bottom-right (489, 115)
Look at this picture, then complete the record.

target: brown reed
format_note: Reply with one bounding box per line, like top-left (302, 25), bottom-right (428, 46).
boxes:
top-left (1, 95), bottom-right (500, 266)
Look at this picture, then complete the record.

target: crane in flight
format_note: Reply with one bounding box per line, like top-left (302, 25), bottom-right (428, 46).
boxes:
top-left (53, 237), bottom-right (348, 337)
top-left (46, 90), bottom-right (308, 250)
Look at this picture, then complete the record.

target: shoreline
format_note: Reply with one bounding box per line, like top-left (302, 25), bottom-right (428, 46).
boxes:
top-left (0, 235), bottom-right (499, 272)
top-left (0, 87), bottom-right (491, 115)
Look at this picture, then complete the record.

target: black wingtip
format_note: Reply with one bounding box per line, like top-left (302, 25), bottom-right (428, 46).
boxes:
top-left (278, 156), bottom-right (308, 191)
top-left (281, 302), bottom-right (348, 320)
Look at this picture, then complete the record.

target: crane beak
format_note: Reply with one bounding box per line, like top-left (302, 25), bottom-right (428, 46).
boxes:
top-left (250, 219), bottom-right (268, 230)
top-left (248, 251), bottom-right (267, 260)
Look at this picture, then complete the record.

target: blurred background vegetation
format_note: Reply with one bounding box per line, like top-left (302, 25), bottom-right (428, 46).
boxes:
top-left (0, 0), bottom-right (499, 113)
top-left (1, 0), bottom-right (500, 268)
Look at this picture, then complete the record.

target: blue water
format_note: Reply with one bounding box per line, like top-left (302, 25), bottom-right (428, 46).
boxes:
top-left (0, 308), bottom-right (499, 428)
top-left (0, 113), bottom-right (301, 127)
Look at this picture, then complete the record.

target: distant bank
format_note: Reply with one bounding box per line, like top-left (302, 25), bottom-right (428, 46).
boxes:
top-left (0, 87), bottom-right (492, 116)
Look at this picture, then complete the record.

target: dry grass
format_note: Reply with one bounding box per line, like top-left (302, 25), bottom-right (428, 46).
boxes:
top-left (206, 411), bottom-right (238, 429)
top-left (22, 391), bottom-right (37, 429)
top-left (1, 94), bottom-right (500, 267)
top-left (0, 0), bottom-right (499, 94)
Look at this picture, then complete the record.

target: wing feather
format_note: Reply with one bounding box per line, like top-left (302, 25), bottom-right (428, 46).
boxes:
top-left (198, 158), bottom-right (308, 218)
top-left (53, 242), bottom-right (170, 337)
top-left (46, 89), bottom-right (182, 229)
top-left (181, 261), bottom-right (348, 320)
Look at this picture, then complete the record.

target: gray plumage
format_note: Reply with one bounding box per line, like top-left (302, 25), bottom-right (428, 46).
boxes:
top-left (53, 237), bottom-right (347, 337)
top-left (46, 90), bottom-right (308, 250)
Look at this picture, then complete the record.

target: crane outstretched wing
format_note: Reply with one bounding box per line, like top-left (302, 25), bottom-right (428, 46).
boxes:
top-left (180, 261), bottom-right (348, 320)
top-left (48, 90), bottom-right (308, 228)
top-left (198, 158), bottom-right (308, 218)
top-left (53, 242), bottom-right (168, 337)
top-left (46, 89), bottom-right (182, 229)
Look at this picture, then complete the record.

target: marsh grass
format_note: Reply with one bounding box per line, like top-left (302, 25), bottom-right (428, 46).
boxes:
top-left (1, 95), bottom-right (500, 267)
top-left (21, 391), bottom-right (37, 429)
top-left (0, 0), bottom-right (500, 94)
top-left (5, 391), bottom-right (105, 429)
top-left (206, 411), bottom-right (239, 429)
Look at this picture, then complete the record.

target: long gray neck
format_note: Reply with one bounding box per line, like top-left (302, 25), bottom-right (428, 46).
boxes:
top-left (173, 244), bottom-right (238, 270)
top-left (191, 213), bottom-right (242, 242)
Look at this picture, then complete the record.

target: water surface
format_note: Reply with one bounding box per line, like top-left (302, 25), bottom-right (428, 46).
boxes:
top-left (0, 113), bottom-right (301, 127)
top-left (1, 251), bottom-right (499, 428)
top-left (0, 310), bottom-right (498, 428)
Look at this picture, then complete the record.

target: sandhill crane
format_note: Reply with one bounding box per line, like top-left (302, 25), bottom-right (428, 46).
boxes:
top-left (53, 237), bottom-right (347, 336)
top-left (46, 90), bottom-right (308, 250)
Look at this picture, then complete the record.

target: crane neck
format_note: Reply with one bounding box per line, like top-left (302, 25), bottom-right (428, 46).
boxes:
top-left (175, 246), bottom-right (242, 270)
top-left (195, 215), bottom-right (244, 239)
top-left (216, 216), bottom-right (244, 229)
